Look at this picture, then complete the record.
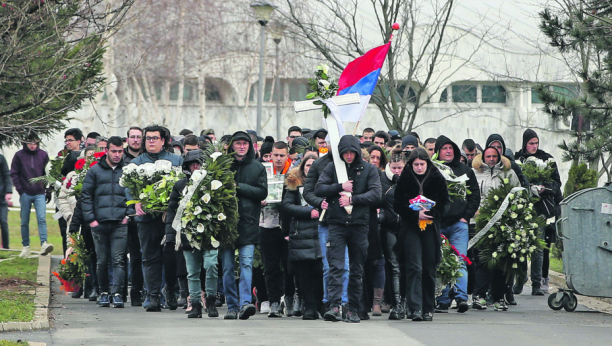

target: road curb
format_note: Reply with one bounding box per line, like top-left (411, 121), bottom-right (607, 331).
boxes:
top-left (0, 254), bottom-right (52, 332)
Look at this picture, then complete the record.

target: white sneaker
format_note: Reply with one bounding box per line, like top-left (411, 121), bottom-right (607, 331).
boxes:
top-left (40, 242), bottom-right (54, 256)
top-left (260, 301), bottom-right (270, 314)
top-left (20, 246), bottom-right (31, 258)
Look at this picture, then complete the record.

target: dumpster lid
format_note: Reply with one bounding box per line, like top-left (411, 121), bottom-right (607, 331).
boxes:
top-left (560, 186), bottom-right (610, 205)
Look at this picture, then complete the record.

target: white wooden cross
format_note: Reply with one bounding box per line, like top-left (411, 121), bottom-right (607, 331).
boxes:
top-left (294, 93), bottom-right (361, 214)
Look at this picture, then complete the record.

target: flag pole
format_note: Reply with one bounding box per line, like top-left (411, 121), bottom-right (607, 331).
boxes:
top-left (352, 23), bottom-right (399, 137)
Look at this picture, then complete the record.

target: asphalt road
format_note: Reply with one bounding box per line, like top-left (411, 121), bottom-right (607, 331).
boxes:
top-left (2, 256), bottom-right (612, 346)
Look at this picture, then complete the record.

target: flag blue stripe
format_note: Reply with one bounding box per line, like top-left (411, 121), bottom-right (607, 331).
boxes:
top-left (338, 69), bottom-right (381, 96)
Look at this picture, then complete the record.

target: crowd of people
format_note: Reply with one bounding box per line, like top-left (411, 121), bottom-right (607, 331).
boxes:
top-left (0, 123), bottom-right (562, 322)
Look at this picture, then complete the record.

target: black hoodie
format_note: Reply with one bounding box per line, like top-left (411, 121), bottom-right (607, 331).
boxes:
top-left (315, 135), bottom-right (382, 226)
top-left (434, 135), bottom-right (480, 227)
top-left (514, 129), bottom-right (562, 218)
top-left (485, 134), bottom-right (530, 188)
top-left (228, 131), bottom-right (268, 246)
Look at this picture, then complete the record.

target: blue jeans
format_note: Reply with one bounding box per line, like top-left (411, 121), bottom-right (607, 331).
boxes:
top-left (20, 193), bottom-right (47, 247)
top-left (220, 245), bottom-right (254, 312)
top-left (318, 224), bottom-right (349, 304)
top-left (183, 248), bottom-right (218, 302)
top-left (437, 221), bottom-right (469, 304)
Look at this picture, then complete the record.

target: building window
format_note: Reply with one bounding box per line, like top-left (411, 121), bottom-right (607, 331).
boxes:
top-left (440, 88), bottom-right (448, 103)
top-left (170, 82), bottom-right (195, 101)
top-left (375, 82), bottom-right (417, 103)
top-left (531, 89), bottom-right (542, 104)
top-left (452, 85), bottom-right (477, 103)
top-left (249, 79), bottom-right (309, 102)
top-left (482, 85), bottom-right (506, 103)
top-left (532, 84), bottom-right (580, 104)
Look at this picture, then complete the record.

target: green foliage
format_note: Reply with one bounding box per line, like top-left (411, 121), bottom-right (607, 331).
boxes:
top-left (436, 235), bottom-right (464, 288)
top-left (518, 157), bottom-right (557, 185)
top-left (475, 179), bottom-right (546, 282)
top-left (564, 162), bottom-right (598, 197)
top-left (179, 145), bottom-right (239, 249)
top-left (52, 233), bottom-right (90, 290)
top-left (538, 3), bottom-right (612, 179)
top-left (306, 64), bottom-right (339, 118)
top-left (0, 1), bottom-right (133, 147)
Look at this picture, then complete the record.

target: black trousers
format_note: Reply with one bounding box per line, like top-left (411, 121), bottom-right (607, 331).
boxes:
top-left (127, 221), bottom-right (143, 297)
top-left (58, 208), bottom-right (68, 257)
top-left (292, 259), bottom-right (323, 311)
top-left (259, 227), bottom-right (294, 303)
top-left (472, 248), bottom-right (491, 299)
top-left (137, 218), bottom-right (177, 296)
top-left (491, 268), bottom-right (510, 301)
top-left (91, 222), bottom-right (128, 295)
top-left (382, 230), bottom-right (401, 305)
top-left (404, 229), bottom-right (437, 314)
top-left (80, 222), bottom-right (98, 293)
top-left (327, 224), bottom-right (368, 312)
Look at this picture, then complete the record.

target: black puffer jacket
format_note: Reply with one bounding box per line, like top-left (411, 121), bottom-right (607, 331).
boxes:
top-left (434, 135), bottom-right (480, 227)
top-left (282, 168), bottom-right (321, 262)
top-left (228, 131), bottom-right (268, 246)
top-left (62, 150), bottom-right (81, 177)
top-left (81, 157), bottom-right (127, 224)
top-left (485, 134), bottom-right (530, 188)
top-left (515, 129), bottom-right (563, 218)
top-left (315, 135), bottom-right (382, 226)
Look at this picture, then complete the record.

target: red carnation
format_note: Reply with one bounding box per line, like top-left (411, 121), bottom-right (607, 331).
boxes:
top-left (94, 152), bottom-right (105, 159)
top-left (66, 178), bottom-right (72, 189)
top-left (75, 159), bottom-right (86, 170)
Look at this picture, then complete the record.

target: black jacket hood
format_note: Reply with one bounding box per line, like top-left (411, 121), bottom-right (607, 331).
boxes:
top-left (182, 149), bottom-right (204, 172)
top-left (522, 129), bottom-right (539, 152)
top-left (434, 135), bottom-right (461, 165)
top-left (228, 131), bottom-right (255, 162)
top-left (485, 134), bottom-right (507, 155)
top-left (338, 135), bottom-right (362, 164)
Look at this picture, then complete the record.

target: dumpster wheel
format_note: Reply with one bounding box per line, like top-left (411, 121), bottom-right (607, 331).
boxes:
top-left (548, 293), bottom-right (563, 310)
top-left (562, 293), bottom-right (578, 312)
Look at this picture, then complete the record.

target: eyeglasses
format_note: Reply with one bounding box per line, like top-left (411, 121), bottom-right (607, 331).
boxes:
top-left (145, 136), bottom-right (161, 142)
top-left (65, 139), bottom-right (77, 143)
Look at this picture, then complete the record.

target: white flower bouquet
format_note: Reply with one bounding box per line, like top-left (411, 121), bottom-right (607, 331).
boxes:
top-left (123, 160), bottom-right (184, 214)
top-left (173, 149), bottom-right (239, 250)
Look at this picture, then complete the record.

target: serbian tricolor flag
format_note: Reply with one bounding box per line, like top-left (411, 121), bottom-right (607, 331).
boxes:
top-left (335, 42), bottom-right (391, 122)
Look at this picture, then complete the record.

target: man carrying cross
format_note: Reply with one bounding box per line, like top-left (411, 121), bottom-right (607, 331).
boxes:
top-left (315, 135), bottom-right (381, 323)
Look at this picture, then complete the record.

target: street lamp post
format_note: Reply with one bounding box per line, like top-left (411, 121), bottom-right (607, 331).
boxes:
top-left (270, 21), bottom-right (286, 141)
top-left (250, 0), bottom-right (277, 136)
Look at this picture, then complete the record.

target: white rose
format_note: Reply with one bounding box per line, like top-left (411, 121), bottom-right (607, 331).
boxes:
top-left (492, 252), bottom-right (498, 258)
top-left (488, 234), bottom-right (494, 239)
top-left (511, 253), bottom-right (517, 259)
top-left (521, 249), bottom-right (526, 254)
top-left (517, 204), bottom-right (523, 210)
top-left (508, 193), bottom-right (515, 200)
top-left (197, 224), bottom-right (205, 233)
top-left (193, 206), bottom-right (203, 215)
top-left (528, 203), bottom-right (534, 208)
top-left (218, 213), bottom-right (226, 221)
top-left (202, 193), bottom-right (211, 204)
top-left (137, 166), bottom-right (146, 176)
top-left (512, 263), bottom-right (518, 269)
top-left (515, 235), bottom-right (521, 240)
top-left (211, 180), bottom-right (222, 190)
top-left (519, 256), bottom-right (525, 262)
top-left (210, 152), bottom-right (222, 162)
top-left (494, 195), bottom-right (499, 201)
top-left (511, 212), bottom-right (518, 219)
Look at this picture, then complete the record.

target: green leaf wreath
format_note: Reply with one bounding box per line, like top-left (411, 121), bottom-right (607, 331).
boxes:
top-left (30, 149), bottom-right (69, 197)
top-left (474, 179), bottom-right (546, 281)
top-left (518, 156), bottom-right (557, 185)
top-left (305, 64), bottom-right (339, 118)
top-left (177, 145), bottom-right (239, 250)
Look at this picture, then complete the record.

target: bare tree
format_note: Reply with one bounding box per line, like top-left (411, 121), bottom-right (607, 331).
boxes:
top-left (281, 0), bottom-right (489, 135)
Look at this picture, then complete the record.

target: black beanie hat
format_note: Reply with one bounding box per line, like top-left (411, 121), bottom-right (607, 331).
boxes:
top-left (292, 136), bottom-right (309, 149)
top-left (401, 135), bottom-right (419, 149)
top-left (259, 136), bottom-right (275, 156)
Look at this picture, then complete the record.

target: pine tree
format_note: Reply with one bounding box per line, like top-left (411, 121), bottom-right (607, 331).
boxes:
top-left (538, 1), bottom-right (612, 181)
top-left (0, 0), bottom-right (133, 147)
